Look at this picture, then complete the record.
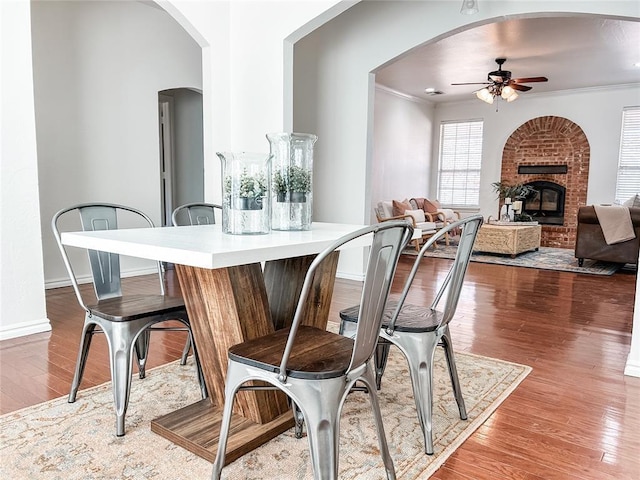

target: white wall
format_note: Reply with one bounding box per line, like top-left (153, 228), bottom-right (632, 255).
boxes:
top-left (31, 0), bottom-right (203, 285)
top-left (0, 0), bottom-right (49, 340)
top-left (371, 86), bottom-right (434, 223)
top-left (432, 85), bottom-right (640, 220)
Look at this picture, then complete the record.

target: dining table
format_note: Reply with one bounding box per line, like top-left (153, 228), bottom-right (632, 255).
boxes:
top-left (61, 221), bottom-right (389, 464)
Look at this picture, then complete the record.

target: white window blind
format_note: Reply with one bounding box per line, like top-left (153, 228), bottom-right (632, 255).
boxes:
top-left (437, 120), bottom-right (483, 206)
top-left (616, 107), bottom-right (640, 203)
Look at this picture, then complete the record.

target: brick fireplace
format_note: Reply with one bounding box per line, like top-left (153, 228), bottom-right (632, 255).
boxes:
top-left (501, 116), bottom-right (590, 248)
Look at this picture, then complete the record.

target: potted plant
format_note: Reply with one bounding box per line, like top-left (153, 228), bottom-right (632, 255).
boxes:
top-left (226, 169), bottom-right (267, 210)
top-left (491, 181), bottom-right (537, 221)
top-left (273, 165), bottom-right (311, 203)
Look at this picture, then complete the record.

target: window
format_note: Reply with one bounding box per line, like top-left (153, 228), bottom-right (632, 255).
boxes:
top-left (616, 107), bottom-right (640, 203)
top-left (436, 120), bottom-right (483, 207)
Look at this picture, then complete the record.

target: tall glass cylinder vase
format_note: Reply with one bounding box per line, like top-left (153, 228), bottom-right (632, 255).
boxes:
top-left (267, 132), bottom-right (317, 231)
top-left (217, 152), bottom-right (271, 235)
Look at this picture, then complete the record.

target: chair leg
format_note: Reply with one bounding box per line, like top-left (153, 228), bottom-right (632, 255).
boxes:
top-left (394, 333), bottom-right (439, 455)
top-left (374, 339), bottom-right (392, 390)
top-left (180, 333), bottom-right (191, 366)
top-left (211, 369), bottom-right (243, 480)
top-left (69, 320), bottom-right (97, 403)
top-left (292, 380), bottom-right (343, 480)
top-left (102, 319), bottom-right (149, 437)
top-left (185, 328), bottom-right (208, 400)
top-left (441, 327), bottom-right (467, 420)
top-left (361, 364), bottom-right (396, 480)
top-left (292, 401), bottom-right (304, 439)
top-left (134, 329), bottom-right (151, 379)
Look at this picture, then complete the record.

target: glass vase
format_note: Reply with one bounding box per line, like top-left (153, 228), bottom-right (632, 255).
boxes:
top-left (267, 132), bottom-right (317, 231)
top-left (217, 152), bottom-right (271, 235)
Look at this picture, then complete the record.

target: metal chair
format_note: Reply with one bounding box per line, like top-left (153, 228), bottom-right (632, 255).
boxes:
top-left (171, 202), bottom-right (222, 226)
top-left (170, 202), bottom-right (223, 363)
top-left (339, 215), bottom-right (483, 455)
top-left (212, 221), bottom-right (414, 480)
top-left (51, 203), bottom-right (207, 436)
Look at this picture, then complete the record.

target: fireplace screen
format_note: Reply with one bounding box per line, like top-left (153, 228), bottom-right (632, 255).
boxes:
top-left (523, 181), bottom-right (565, 225)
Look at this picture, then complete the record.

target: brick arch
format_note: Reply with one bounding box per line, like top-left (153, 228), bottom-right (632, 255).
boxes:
top-left (501, 116), bottom-right (590, 248)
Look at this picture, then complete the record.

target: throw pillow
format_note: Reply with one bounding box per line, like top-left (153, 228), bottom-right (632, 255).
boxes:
top-left (392, 199), bottom-right (412, 217)
top-left (404, 209), bottom-right (426, 223)
top-left (423, 199), bottom-right (441, 213)
top-left (623, 194), bottom-right (640, 208)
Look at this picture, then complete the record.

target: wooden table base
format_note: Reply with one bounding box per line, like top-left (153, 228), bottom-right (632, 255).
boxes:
top-left (151, 398), bottom-right (295, 464)
top-left (151, 253), bottom-right (339, 464)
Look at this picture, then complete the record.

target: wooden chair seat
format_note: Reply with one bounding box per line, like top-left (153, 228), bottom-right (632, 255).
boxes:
top-left (230, 326), bottom-right (354, 380)
top-left (88, 295), bottom-right (187, 322)
top-left (340, 300), bottom-right (441, 333)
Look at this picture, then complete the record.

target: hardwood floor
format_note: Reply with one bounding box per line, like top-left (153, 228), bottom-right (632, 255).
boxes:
top-left (1, 257), bottom-right (639, 479)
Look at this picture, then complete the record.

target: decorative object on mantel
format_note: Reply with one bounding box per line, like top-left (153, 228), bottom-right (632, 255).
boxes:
top-left (267, 132), bottom-right (317, 231)
top-left (217, 151), bottom-right (271, 235)
top-left (491, 181), bottom-right (537, 222)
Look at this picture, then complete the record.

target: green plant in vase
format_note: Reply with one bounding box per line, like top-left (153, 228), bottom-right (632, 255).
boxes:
top-left (491, 181), bottom-right (537, 222)
top-left (273, 165), bottom-right (311, 202)
top-left (230, 169), bottom-right (267, 210)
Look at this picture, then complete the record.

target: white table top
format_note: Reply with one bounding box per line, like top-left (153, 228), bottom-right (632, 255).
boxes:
top-left (61, 222), bottom-right (374, 269)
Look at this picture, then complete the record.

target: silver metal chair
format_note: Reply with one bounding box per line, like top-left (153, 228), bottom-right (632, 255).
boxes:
top-left (171, 202), bottom-right (222, 226)
top-left (170, 202), bottom-right (223, 363)
top-left (211, 221), bottom-right (414, 480)
top-left (339, 214), bottom-right (483, 455)
top-left (51, 203), bottom-right (207, 436)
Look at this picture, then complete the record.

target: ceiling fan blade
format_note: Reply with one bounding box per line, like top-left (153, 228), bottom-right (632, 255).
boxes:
top-left (451, 82), bottom-right (491, 85)
top-left (512, 76), bottom-right (548, 83)
top-left (511, 83), bottom-right (532, 92)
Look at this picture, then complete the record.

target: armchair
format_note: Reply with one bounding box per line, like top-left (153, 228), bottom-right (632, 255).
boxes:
top-left (375, 200), bottom-right (437, 251)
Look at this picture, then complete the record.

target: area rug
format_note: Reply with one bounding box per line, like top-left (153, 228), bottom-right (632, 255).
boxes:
top-left (405, 244), bottom-right (624, 275)
top-left (0, 349), bottom-right (530, 479)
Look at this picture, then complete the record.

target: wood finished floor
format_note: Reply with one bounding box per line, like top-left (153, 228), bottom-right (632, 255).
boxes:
top-left (1, 257), bottom-right (639, 479)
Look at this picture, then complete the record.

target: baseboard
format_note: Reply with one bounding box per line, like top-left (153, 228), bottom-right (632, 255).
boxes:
top-left (0, 318), bottom-right (51, 341)
top-left (45, 267), bottom-right (159, 289)
top-left (336, 270), bottom-right (365, 282)
top-left (624, 355), bottom-right (640, 377)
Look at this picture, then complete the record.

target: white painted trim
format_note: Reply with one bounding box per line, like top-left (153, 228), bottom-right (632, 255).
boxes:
top-left (337, 271), bottom-right (365, 282)
top-left (375, 83), bottom-right (433, 105)
top-left (45, 267), bottom-right (159, 290)
top-left (0, 318), bottom-right (51, 341)
top-left (624, 355), bottom-right (640, 377)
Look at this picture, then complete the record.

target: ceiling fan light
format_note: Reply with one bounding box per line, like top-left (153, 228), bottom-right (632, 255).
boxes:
top-left (460, 0), bottom-right (479, 15)
top-left (476, 88), bottom-right (494, 104)
top-left (501, 85), bottom-right (519, 102)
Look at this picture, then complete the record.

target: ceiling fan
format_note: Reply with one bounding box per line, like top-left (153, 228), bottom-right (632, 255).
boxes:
top-left (452, 58), bottom-right (548, 103)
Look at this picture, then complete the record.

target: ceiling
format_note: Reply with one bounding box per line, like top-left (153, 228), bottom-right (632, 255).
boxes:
top-left (375, 16), bottom-right (640, 104)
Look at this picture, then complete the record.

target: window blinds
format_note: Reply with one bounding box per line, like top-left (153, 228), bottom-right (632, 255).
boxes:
top-left (616, 107), bottom-right (640, 203)
top-left (437, 120), bottom-right (483, 206)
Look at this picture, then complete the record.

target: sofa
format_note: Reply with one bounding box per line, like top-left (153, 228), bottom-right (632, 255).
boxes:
top-left (575, 206), bottom-right (640, 266)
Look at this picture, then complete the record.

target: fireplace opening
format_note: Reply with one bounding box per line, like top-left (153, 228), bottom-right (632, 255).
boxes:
top-left (523, 181), bottom-right (565, 225)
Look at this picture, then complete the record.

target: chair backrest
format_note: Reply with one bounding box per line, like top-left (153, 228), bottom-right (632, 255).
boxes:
top-left (374, 201), bottom-right (394, 222)
top-left (277, 221), bottom-right (414, 383)
top-left (171, 202), bottom-right (222, 226)
top-left (385, 214), bottom-right (484, 334)
top-left (51, 203), bottom-right (163, 310)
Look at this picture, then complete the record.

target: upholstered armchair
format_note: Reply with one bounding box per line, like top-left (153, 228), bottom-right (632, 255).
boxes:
top-left (375, 200), bottom-right (437, 251)
top-left (410, 198), bottom-right (461, 243)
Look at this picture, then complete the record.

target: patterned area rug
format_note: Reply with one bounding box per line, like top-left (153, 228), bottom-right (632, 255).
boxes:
top-left (0, 350), bottom-right (530, 479)
top-left (405, 244), bottom-right (625, 275)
